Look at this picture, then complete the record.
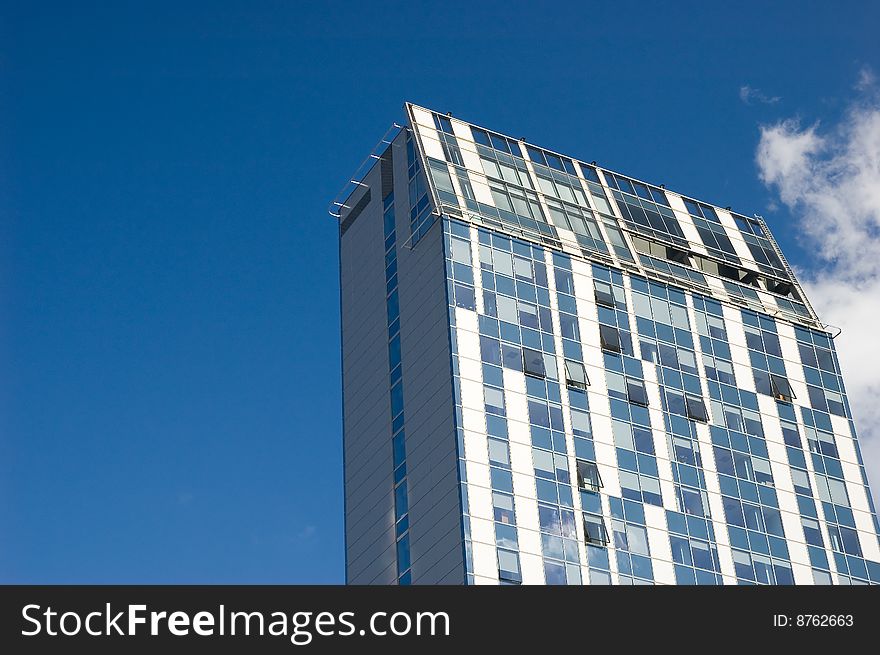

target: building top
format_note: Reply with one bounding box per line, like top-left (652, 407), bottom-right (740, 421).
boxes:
top-left (332, 102), bottom-right (824, 331)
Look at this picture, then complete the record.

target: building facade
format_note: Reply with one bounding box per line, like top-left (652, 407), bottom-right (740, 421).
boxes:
top-left (334, 103), bottom-right (880, 585)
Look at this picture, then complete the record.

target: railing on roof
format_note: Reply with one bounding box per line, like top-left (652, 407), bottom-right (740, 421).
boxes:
top-left (327, 122), bottom-right (404, 219)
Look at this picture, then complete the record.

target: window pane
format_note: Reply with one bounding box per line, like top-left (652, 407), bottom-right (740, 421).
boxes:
top-left (627, 379), bottom-right (649, 406)
top-left (523, 347), bottom-right (546, 378)
top-left (600, 324), bottom-right (621, 353)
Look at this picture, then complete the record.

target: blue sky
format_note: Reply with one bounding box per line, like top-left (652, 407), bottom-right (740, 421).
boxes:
top-left (1, 1), bottom-right (878, 583)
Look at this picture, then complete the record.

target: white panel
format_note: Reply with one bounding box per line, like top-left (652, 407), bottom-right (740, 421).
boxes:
top-left (591, 411), bottom-right (613, 445)
top-left (519, 552), bottom-right (545, 585)
top-left (762, 409), bottom-right (785, 444)
top-left (417, 126), bottom-right (446, 161)
top-left (464, 429), bottom-right (488, 466)
top-left (665, 195), bottom-right (702, 247)
top-left (572, 270), bottom-right (593, 303)
top-left (461, 407), bottom-right (485, 434)
top-left (658, 478), bottom-right (678, 511)
top-left (777, 323), bottom-right (801, 367)
top-left (465, 460), bottom-right (491, 492)
top-left (514, 494), bottom-right (540, 535)
top-left (791, 562), bottom-right (814, 585)
top-left (783, 517), bottom-right (809, 565)
top-left (831, 416), bottom-right (859, 465)
top-left (594, 442), bottom-right (621, 497)
top-left (643, 367), bottom-right (663, 410)
top-left (723, 305), bottom-right (747, 345)
top-left (469, 177), bottom-right (494, 206)
top-left (472, 575), bottom-right (498, 585)
top-left (458, 144), bottom-right (484, 179)
top-left (644, 505), bottom-right (671, 558)
top-left (652, 558), bottom-right (677, 586)
top-left (733, 361), bottom-right (756, 393)
top-left (706, 495), bottom-right (729, 551)
top-left (583, 344), bottom-right (605, 373)
top-left (770, 457), bottom-right (796, 495)
top-left (843, 463), bottom-right (870, 513)
top-left (512, 472), bottom-right (536, 501)
top-left (459, 378), bottom-right (484, 412)
top-left (648, 408), bottom-right (665, 436)
top-left (449, 118), bottom-right (473, 143)
top-left (470, 516), bottom-right (496, 548)
top-left (471, 541), bottom-right (499, 581)
top-left (507, 418), bottom-right (531, 447)
top-left (510, 442), bottom-right (535, 484)
top-left (410, 106), bottom-right (435, 129)
top-left (776, 488), bottom-right (800, 518)
top-left (654, 454), bottom-right (675, 483)
top-left (715, 208), bottom-right (756, 265)
top-left (455, 307), bottom-right (480, 338)
top-left (715, 542), bottom-right (736, 579)
top-left (470, 230), bottom-right (484, 315)
top-left (467, 480), bottom-right (493, 522)
top-left (676, 211), bottom-right (705, 252)
top-left (756, 394), bottom-right (778, 425)
top-left (504, 369), bottom-right (527, 397)
top-left (570, 257), bottom-right (593, 281)
top-left (458, 355), bottom-right (482, 385)
top-left (505, 388), bottom-right (529, 427)
top-left (703, 275), bottom-right (728, 299)
top-left (857, 519), bottom-right (880, 561)
top-left (515, 526), bottom-right (542, 559)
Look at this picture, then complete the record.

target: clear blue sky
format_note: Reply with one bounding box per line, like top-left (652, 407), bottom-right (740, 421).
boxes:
top-left (1, 1), bottom-right (877, 582)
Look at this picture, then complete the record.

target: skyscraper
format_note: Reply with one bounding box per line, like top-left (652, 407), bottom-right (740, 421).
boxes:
top-left (333, 103), bottom-right (880, 585)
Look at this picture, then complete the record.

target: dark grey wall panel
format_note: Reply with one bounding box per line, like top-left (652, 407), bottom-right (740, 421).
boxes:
top-left (340, 160), bottom-right (395, 585)
top-left (393, 141), bottom-right (464, 584)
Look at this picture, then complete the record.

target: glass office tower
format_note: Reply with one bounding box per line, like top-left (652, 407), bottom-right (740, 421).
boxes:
top-left (333, 103), bottom-right (880, 585)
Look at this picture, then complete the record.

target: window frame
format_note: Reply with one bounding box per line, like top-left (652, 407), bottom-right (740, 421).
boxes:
top-left (583, 512), bottom-right (609, 546)
top-left (564, 359), bottom-right (589, 389)
top-left (594, 280), bottom-right (616, 308)
top-left (769, 374), bottom-right (795, 402)
top-left (599, 324), bottom-right (621, 353)
top-left (522, 347), bottom-right (547, 379)
top-left (576, 459), bottom-right (603, 492)
top-left (685, 394), bottom-right (708, 422)
top-left (626, 377), bottom-right (649, 406)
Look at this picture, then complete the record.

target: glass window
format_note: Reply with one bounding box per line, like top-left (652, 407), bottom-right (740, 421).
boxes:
top-left (471, 127), bottom-right (491, 147)
top-left (577, 460), bottom-right (603, 492)
top-left (428, 158), bottom-right (455, 193)
top-left (543, 353), bottom-right (559, 380)
top-left (485, 387), bottom-right (506, 414)
top-left (488, 438), bottom-right (510, 467)
top-left (497, 549), bottom-right (522, 583)
top-left (560, 313), bottom-right (580, 341)
top-left (496, 295), bottom-right (518, 324)
top-left (555, 268), bottom-right (575, 295)
top-left (594, 280), bottom-right (615, 308)
top-left (770, 374), bottom-right (794, 402)
top-left (492, 491), bottom-right (515, 524)
top-left (626, 524), bottom-right (650, 556)
top-left (450, 236), bottom-right (471, 264)
top-left (626, 378), bottom-right (649, 406)
top-left (523, 348), bottom-right (546, 378)
top-left (685, 395), bottom-right (708, 422)
top-left (454, 283), bottom-right (476, 311)
top-left (564, 359), bottom-right (589, 389)
top-left (583, 513), bottom-right (609, 545)
top-left (600, 324), bottom-right (621, 353)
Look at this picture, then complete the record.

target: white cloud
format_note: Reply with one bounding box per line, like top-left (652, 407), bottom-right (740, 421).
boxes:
top-left (296, 525), bottom-right (317, 540)
top-left (740, 85), bottom-right (781, 105)
top-left (856, 66), bottom-right (876, 91)
top-left (756, 70), bottom-right (880, 503)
